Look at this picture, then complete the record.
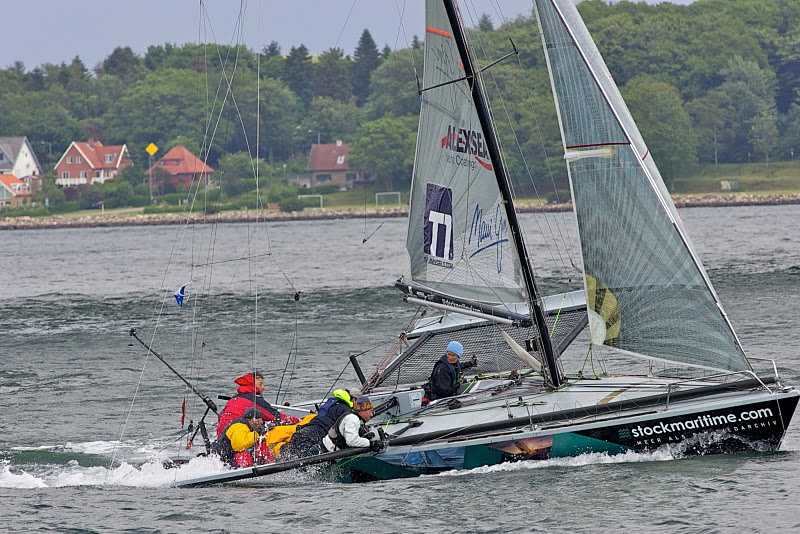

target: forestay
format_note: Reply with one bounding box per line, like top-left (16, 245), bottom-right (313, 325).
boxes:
top-left (533, 0), bottom-right (749, 372)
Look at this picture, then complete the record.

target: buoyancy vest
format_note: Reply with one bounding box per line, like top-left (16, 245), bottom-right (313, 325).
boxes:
top-left (326, 411), bottom-right (369, 450)
top-left (299, 399), bottom-right (351, 438)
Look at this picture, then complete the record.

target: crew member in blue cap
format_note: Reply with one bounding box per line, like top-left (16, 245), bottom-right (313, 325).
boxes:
top-left (421, 340), bottom-right (478, 404)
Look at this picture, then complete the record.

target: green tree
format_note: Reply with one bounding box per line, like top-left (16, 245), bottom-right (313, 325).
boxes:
top-left (303, 97), bottom-right (360, 146)
top-left (477, 13), bottom-right (494, 32)
top-left (260, 41), bottom-right (285, 80)
top-left (349, 115), bottom-right (417, 191)
top-left (101, 46), bottom-right (145, 82)
top-left (685, 90), bottom-right (735, 165)
top-left (623, 76), bottom-right (698, 185)
top-left (719, 55), bottom-right (778, 162)
top-left (352, 30), bottom-right (381, 105)
top-left (363, 48), bottom-right (423, 121)
top-left (284, 45), bottom-right (314, 106)
top-left (313, 48), bottom-right (352, 102)
top-left (749, 110), bottom-right (779, 168)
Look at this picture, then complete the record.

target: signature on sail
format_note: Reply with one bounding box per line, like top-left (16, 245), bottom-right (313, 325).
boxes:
top-left (468, 203), bottom-right (509, 273)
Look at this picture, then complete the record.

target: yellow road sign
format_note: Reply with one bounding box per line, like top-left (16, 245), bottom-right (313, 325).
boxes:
top-left (146, 143), bottom-right (158, 156)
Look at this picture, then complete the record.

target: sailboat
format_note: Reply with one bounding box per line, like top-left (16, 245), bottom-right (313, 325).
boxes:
top-left (163, 0), bottom-right (797, 487)
top-left (290, 0), bottom-right (800, 482)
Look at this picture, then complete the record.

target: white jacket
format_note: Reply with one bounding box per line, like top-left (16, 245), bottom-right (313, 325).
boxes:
top-left (322, 413), bottom-right (371, 451)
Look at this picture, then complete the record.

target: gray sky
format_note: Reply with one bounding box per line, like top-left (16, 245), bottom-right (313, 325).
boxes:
top-left (2, 0), bottom-right (694, 71)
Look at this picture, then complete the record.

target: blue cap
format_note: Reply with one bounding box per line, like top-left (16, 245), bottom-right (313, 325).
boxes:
top-left (446, 341), bottom-right (464, 357)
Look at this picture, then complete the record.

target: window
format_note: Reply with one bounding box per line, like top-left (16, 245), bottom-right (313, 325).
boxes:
top-left (94, 170), bottom-right (101, 177)
top-left (316, 174), bottom-right (332, 183)
top-left (105, 154), bottom-right (115, 164)
top-left (62, 171), bottom-right (70, 179)
top-left (80, 171), bottom-right (88, 178)
top-left (346, 173), bottom-right (357, 181)
top-left (0, 152), bottom-right (5, 161)
top-left (67, 156), bottom-right (73, 164)
top-left (336, 155), bottom-right (345, 165)
top-left (76, 156), bottom-right (82, 163)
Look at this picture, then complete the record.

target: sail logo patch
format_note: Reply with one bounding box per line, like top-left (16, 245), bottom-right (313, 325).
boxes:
top-left (441, 125), bottom-right (493, 171)
top-left (424, 183), bottom-right (454, 266)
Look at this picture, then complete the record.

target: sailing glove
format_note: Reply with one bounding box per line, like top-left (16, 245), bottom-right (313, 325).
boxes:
top-left (369, 440), bottom-right (386, 453)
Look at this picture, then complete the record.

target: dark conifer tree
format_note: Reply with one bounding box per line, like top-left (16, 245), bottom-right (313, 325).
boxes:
top-left (352, 29), bottom-right (381, 105)
top-left (283, 44), bottom-right (314, 106)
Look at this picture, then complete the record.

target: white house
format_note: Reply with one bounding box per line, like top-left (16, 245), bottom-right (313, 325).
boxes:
top-left (0, 136), bottom-right (43, 181)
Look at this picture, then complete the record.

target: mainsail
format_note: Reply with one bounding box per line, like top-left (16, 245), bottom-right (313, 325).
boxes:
top-left (406, 2), bottom-right (528, 309)
top-left (533, 0), bottom-right (750, 372)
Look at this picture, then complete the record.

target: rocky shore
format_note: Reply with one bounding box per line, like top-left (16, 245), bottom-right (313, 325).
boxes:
top-left (3, 192), bottom-right (800, 231)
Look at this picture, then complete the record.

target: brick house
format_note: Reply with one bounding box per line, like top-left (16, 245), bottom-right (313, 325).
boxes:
top-left (307, 140), bottom-right (360, 190)
top-left (55, 140), bottom-right (132, 187)
top-left (0, 173), bottom-right (33, 208)
top-left (145, 145), bottom-right (214, 190)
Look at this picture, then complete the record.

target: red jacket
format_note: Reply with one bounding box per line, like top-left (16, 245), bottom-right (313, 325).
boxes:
top-left (216, 377), bottom-right (299, 437)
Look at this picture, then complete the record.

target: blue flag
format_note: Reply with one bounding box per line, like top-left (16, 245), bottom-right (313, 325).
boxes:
top-left (174, 284), bottom-right (188, 308)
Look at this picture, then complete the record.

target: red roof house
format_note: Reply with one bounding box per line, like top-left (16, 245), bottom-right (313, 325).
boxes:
top-left (145, 145), bottom-right (214, 189)
top-left (307, 140), bottom-right (360, 190)
top-left (54, 140), bottom-right (132, 187)
top-left (0, 173), bottom-right (34, 208)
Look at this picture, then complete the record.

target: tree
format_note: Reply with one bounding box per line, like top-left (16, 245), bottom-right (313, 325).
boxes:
top-left (352, 30), bottom-right (381, 105)
top-left (313, 48), bottom-right (352, 102)
top-left (260, 41), bottom-right (285, 80)
top-left (303, 97), bottom-right (360, 145)
top-left (685, 90), bottom-right (735, 165)
top-left (622, 76), bottom-right (698, 184)
top-left (363, 48), bottom-right (423, 121)
top-left (349, 115), bottom-right (417, 191)
top-left (719, 55), bottom-right (778, 162)
top-left (101, 46), bottom-right (145, 82)
top-left (477, 13), bottom-right (494, 32)
top-left (284, 45), bottom-right (314, 106)
top-left (749, 110), bottom-right (779, 168)
top-left (217, 151), bottom-right (268, 197)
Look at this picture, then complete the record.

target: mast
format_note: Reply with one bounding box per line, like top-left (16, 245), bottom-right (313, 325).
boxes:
top-left (440, 0), bottom-right (562, 387)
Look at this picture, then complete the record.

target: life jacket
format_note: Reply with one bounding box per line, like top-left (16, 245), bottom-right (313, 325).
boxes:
top-left (326, 411), bottom-right (369, 450)
top-left (266, 413), bottom-right (317, 454)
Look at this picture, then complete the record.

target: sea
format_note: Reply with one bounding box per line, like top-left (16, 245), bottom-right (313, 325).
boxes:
top-left (1, 204), bottom-right (799, 533)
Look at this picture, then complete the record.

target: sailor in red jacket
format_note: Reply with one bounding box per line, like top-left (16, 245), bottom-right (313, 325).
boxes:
top-left (216, 371), bottom-right (299, 438)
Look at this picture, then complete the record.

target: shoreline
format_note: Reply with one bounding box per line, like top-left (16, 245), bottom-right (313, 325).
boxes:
top-left (3, 192), bottom-right (800, 230)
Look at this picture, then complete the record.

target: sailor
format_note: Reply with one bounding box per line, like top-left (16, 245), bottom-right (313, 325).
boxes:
top-left (210, 407), bottom-right (272, 468)
top-left (216, 370), bottom-right (299, 437)
top-left (421, 340), bottom-right (478, 404)
top-left (280, 387), bottom-right (362, 458)
top-left (321, 396), bottom-right (382, 453)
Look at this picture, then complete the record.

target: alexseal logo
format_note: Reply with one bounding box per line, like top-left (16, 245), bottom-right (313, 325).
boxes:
top-left (441, 125), bottom-right (493, 171)
top-left (424, 183), bottom-right (454, 267)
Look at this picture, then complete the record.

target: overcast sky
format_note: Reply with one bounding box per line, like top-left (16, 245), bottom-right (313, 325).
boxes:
top-left (2, 0), bottom-right (695, 71)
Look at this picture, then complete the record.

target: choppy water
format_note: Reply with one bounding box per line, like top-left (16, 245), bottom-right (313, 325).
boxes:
top-left (1, 205), bottom-right (799, 533)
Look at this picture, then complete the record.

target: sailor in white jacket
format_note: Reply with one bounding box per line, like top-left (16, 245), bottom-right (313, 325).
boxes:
top-left (322, 396), bottom-right (380, 452)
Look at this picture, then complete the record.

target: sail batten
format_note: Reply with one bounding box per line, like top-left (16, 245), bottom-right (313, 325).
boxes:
top-left (534, 0), bottom-right (750, 372)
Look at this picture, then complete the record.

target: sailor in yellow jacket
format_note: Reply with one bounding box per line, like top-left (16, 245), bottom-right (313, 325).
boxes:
top-left (211, 407), bottom-right (270, 467)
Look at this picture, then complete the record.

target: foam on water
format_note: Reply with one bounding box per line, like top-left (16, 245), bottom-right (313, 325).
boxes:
top-left (0, 453), bottom-right (231, 489)
top-left (434, 448), bottom-right (677, 478)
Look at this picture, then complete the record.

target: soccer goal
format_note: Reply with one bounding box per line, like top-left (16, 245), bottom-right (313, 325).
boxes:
top-left (375, 192), bottom-right (401, 207)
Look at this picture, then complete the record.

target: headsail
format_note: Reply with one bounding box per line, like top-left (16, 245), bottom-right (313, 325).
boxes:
top-left (533, 0), bottom-right (749, 372)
